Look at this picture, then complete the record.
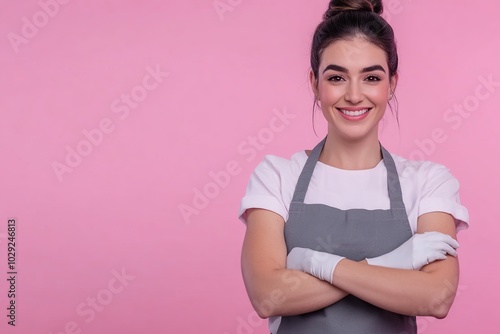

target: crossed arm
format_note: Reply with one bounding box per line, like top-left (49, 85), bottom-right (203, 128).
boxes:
top-left (240, 207), bottom-right (460, 319)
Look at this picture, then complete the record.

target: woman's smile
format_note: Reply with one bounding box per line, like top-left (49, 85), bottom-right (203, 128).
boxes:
top-left (336, 107), bottom-right (372, 120)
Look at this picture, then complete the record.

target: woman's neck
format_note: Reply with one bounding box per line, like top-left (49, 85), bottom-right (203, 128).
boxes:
top-left (319, 131), bottom-right (382, 170)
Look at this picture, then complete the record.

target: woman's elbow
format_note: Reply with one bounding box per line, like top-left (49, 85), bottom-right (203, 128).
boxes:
top-left (253, 302), bottom-right (272, 319)
top-left (429, 294), bottom-right (455, 319)
top-left (248, 289), bottom-right (286, 318)
top-left (246, 292), bottom-right (271, 319)
top-left (243, 268), bottom-right (291, 318)
top-left (424, 285), bottom-right (457, 319)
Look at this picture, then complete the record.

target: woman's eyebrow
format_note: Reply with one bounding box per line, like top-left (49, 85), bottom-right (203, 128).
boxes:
top-left (322, 64), bottom-right (386, 74)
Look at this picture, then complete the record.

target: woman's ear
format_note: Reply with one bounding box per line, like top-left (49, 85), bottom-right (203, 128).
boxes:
top-left (390, 72), bottom-right (399, 95)
top-left (309, 69), bottom-right (318, 97)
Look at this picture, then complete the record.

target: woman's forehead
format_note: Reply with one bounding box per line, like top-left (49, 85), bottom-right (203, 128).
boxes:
top-left (320, 37), bottom-right (388, 71)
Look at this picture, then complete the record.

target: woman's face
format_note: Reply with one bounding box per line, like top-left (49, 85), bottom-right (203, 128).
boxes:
top-left (312, 36), bottom-right (397, 142)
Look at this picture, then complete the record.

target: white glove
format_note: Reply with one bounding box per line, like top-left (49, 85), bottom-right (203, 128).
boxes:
top-left (287, 247), bottom-right (345, 284)
top-left (366, 231), bottom-right (459, 270)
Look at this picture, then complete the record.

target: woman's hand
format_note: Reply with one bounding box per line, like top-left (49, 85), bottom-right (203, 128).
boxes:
top-left (287, 231), bottom-right (459, 284)
top-left (366, 231), bottom-right (459, 270)
top-left (286, 247), bottom-right (345, 284)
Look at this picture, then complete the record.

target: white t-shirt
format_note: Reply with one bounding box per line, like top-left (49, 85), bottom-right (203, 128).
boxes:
top-left (238, 150), bottom-right (470, 232)
top-left (238, 149), bottom-right (470, 333)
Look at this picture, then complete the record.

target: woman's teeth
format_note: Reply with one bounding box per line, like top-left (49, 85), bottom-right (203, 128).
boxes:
top-left (339, 108), bottom-right (370, 116)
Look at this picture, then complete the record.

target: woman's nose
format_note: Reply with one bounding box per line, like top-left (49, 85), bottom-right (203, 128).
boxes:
top-left (344, 82), bottom-right (363, 104)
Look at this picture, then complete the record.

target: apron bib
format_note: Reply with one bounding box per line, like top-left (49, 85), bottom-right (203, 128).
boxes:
top-left (277, 136), bottom-right (417, 334)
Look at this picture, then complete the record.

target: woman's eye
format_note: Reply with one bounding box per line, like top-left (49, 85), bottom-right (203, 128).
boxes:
top-left (366, 75), bottom-right (381, 82)
top-left (328, 75), bottom-right (344, 82)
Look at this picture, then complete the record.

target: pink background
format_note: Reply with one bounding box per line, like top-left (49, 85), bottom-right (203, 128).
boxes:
top-left (1, 0), bottom-right (499, 333)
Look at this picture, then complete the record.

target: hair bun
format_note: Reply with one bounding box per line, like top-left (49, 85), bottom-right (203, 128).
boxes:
top-left (324, 0), bottom-right (383, 20)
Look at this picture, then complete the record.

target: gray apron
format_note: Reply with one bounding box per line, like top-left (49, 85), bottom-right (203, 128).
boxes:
top-left (278, 136), bottom-right (417, 333)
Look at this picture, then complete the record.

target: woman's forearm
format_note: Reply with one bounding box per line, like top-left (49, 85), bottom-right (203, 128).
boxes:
top-left (247, 268), bottom-right (348, 318)
top-left (329, 213), bottom-right (461, 318)
top-left (275, 213), bottom-right (461, 318)
top-left (332, 257), bottom-right (459, 318)
top-left (252, 257), bottom-right (457, 319)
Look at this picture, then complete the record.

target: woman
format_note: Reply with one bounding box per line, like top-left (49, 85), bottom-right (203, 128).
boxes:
top-left (238, 0), bottom-right (469, 333)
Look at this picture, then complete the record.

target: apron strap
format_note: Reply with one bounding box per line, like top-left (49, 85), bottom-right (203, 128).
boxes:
top-left (290, 136), bottom-right (325, 204)
top-left (380, 144), bottom-right (406, 211)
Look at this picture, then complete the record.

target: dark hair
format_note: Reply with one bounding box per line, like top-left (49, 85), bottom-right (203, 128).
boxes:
top-left (310, 0), bottom-right (400, 132)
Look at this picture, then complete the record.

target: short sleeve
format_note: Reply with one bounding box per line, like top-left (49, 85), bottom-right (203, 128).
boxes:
top-left (418, 163), bottom-right (470, 232)
top-left (238, 155), bottom-right (288, 224)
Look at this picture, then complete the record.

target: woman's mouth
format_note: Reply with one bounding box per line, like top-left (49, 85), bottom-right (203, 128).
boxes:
top-left (337, 108), bottom-right (372, 120)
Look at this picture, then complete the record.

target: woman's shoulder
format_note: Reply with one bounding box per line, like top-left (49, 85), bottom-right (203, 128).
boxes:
top-left (390, 152), bottom-right (469, 230)
top-left (390, 152), bottom-right (459, 185)
top-left (254, 150), bottom-right (308, 177)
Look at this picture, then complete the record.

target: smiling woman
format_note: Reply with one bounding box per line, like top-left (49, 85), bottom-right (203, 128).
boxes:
top-left (313, 38), bottom-right (394, 157)
top-left (237, 0), bottom-right (469, 333)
